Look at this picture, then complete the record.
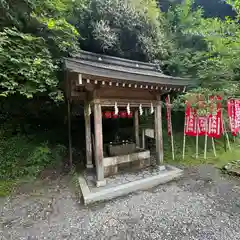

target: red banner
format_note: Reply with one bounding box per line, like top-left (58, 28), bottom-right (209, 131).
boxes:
top-left (184, 104), bottom-right (197, 136)
top-left (184, 96), bottom-right (223, 138)
top-left (235, 99), bottom-right (240, 133)
top-left (198, 116), bottom-right (207, 136)
top-left (165, 96), bottom-right (172, 136)
top-left (184, 111), bottom-right (207, 136)
top-left (228, 99), bottom-right (235, 135)
top-left (207, 96), bottom-right (222, 138)
top-left (207, 113), bottom-right (222, 138)
top-left (227, 99), bottom-right (240, 136)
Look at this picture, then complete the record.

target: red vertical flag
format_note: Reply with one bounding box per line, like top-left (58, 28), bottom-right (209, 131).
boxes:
top-left (228, 99), bottom-right (236, 135)
top-left (184, 103), bottom-right (198, 136)
top-left (234, 99), bottom-right (240, 134)
top-left (207, 96), bottom-right (223, 138)
top-left (227, 99), bottom-right (240, 136)
top-left (198, 116), bottom-right (207, 136)
top-left (184, 96), bottom-right (223, 138)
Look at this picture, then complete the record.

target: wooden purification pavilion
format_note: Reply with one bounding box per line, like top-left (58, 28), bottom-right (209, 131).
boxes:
top-left (64, 50), bottom-right (191, 188)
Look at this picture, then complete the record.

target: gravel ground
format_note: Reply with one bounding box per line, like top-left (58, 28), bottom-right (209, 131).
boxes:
top-left (1, 165), bottom-right (240, 240)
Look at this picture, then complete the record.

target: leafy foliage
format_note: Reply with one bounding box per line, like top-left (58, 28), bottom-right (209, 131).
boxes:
top-left (163, 0), bottom-right (240, 109)
top-left (182, 10), bottom-right (240, 89)
top-left (0, 28), bottom-right (60, 99)
top-left (163, 0), bottom-right (207, 77)
top-left (0, 0), bottom-right (83, 101)
top-left (78, 0), bottom-right (171, 61)
top-left (0, 95), bottom-right (69, 184)
top-left (0, 131), bottom-right (67, 180)
top-left (159, 0), bottom-right (236, 19)
top-left (0, 0), bottom-right (32, 29)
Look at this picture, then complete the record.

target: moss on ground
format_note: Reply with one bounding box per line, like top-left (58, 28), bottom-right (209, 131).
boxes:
top-left (163, 132), bottom-right (240, 169)
top-left (0, 180), bottom-right (17, 197)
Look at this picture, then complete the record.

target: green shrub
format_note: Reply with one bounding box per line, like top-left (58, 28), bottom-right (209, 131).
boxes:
top-left (0, 131), bottom-right (67, 180)
top-left (0, 180), bottom-right (16, 197)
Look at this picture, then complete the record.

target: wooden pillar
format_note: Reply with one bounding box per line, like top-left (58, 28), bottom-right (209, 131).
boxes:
top-left (93, 102), bottom-right (106, 187)
top-left (67, 99), bottom-right (73, 168)
top-left (84, 102), bottom-right (93, 169)
top-left (134, 110), bottom-right (140, 147)
top-left (142, 129), bottom-right (145, 149)
top-left (155, 101), bottom-right (164, 165)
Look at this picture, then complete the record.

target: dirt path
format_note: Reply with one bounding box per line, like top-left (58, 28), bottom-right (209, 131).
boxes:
top-left (1, 165), bottom-right (240, 240)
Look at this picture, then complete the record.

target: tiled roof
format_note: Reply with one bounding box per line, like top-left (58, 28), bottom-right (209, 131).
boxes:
top-left (64, 50), bottom-right (192, 87)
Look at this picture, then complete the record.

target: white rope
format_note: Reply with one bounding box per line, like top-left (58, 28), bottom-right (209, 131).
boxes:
top-left (139, 104), bottom-right (143, 116)
top-left (127, 103), bottom-right (130, 115)
top-left (88, 104), bottom-right (91, 116)
top-left (114, 102), bottom-right (119, 115)
top-left (150, 102), bottom-right (154, 114)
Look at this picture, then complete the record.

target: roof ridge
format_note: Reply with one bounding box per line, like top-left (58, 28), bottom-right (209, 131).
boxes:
top-left (68, 58), bottom-right (177, 79)
top-left (72, 50), bottom-right (161, 72)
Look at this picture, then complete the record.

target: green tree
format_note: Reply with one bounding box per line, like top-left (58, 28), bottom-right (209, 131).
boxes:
top-left (0, 28), bottom-right (60, 99)
top-left (182, 0), bottom-right (240, 91)
top-left (165, 0), bottom-right (240, 111)
top-left (0, 0), bottom-right (84, 100)
top-left (164, 0), bottom-right (240, 94)
top-left (78, 0), bottom-right (171, 61)
top-left (163, 0), bottom-right (207, 77)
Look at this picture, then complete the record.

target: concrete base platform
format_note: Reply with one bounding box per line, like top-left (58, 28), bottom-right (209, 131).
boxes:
top-left (78, 165), bottom-right (183, 205)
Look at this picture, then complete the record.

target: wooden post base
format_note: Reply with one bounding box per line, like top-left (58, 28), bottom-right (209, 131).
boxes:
top-left (96, 180), bottom-right (107, 187)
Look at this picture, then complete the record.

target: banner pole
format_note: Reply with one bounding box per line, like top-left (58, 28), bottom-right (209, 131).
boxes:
top-left (224, 120), bottom-right (231, 151)
top-left (168, 95), bottom-right (175, 161)
top-left (204, 116), bottom-right (208, 159)
top-left (183, 111), bottom-right (187, 160)
top-left (196, 115), bottom-right (199, 159)
top-left (212, 137), bottom-right (217, 157)
top-left (228, 99), bottom-right (234, 142)
top-left (209, 95), bottom-right (217, 157)
top-left (222, 109), bottom-right (231, 151)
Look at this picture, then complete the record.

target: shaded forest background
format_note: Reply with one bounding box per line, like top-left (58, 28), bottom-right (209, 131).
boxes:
top-left (1, 0), bottom-right (240, 194)
top-left (160, 0), bottom-right (236, 18)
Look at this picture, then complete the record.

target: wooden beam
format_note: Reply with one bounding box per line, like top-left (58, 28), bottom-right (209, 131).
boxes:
top-left (93, 102), bottom-right (106, 187)
top-left (93, 98), bottom-right (159, 107)
top-left (75, 74), bottom-right (186, 90)
top-left (155, 100), bottom-right (164, 165)
top-left (84, 103), bottom-right (93, 169)
top-left (94, 87), bottom-right (157, 101)
top-left (134, 110), bottom-right (140, 147)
